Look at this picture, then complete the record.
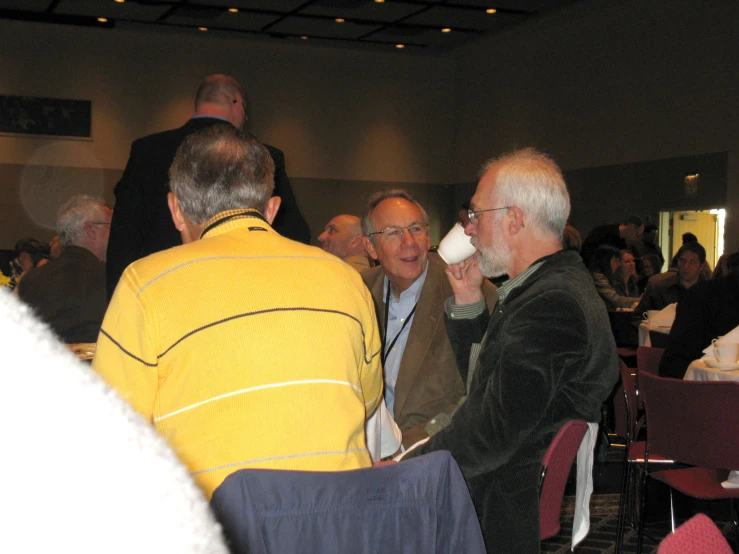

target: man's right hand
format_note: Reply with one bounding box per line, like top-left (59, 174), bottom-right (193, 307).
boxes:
top-left (445, 255), bottom-right (485, 305)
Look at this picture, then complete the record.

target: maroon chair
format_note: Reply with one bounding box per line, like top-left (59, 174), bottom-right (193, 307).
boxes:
top-left (637, 372), bottom-right (739, 553)
top-left (657, 513), bottom-right (733, 554)
top-left (636, 346), bottom-right (665, 410)
top-left (615, 359), bottom-right (673, 553)
top-left (538, 420), bottom-right (589, 541)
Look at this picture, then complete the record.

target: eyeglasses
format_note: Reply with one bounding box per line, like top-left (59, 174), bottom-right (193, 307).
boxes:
top-left (367, 223), bottom-right (428, 241)
top-left (467, 206), bottom-right (510, 224)
top-left (678, 257), bottom-right (699, 267)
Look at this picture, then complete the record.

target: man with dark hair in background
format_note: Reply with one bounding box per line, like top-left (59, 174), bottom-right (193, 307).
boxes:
top-left (106, 73), bottom-right (310, 300)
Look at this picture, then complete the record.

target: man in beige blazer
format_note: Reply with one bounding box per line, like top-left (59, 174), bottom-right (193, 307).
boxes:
top-left (361, 190), bottom-right (497, 447)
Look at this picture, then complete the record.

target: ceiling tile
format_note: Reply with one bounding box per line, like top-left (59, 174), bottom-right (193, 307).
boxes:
top-left (403, 5), bottom-right (527, 31)
top-left (300, 1), bottom-right (422, 23)
top-left (55, 0), bottom-right (170, 22)
top-left (0, 0), bottom-right (52, 11)
top-left (268, 15), bottom-right (382, 40)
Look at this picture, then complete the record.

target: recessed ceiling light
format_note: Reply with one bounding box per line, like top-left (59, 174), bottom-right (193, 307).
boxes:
top-left (335, 18), bottom-right (345, 23)
top-left (114, 0), bottom-right (124, 3)
top-left (374, 0), bottom-right (385, 3)
top-left (486, 8), bottom-right (497, 14)
top-left (198, 27), bottom-right (208, 31)
top-left (228, 8), bottom-right (238, 13)
top-left (396, 44), bottom-right (404, 49)
top-left (441, 28), bottom-right (451, 33)
top-left (301, 36), bottom-right (308, 40)
top-left (97, 17), bottom-right (108, 23)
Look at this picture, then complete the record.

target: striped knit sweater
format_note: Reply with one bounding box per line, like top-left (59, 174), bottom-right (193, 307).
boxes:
top-left (93, 210), bottom-right (383, 498)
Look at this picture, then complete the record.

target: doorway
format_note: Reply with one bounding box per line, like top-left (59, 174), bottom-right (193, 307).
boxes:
top-left (659, 209), bottom-right (725, 269)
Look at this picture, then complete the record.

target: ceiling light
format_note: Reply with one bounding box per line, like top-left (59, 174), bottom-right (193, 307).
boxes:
top-left (335, 18), bottom-right (345, 23)
top-left (114, 0), bottom-right (125, 3)
top-left (375, 0), bottom-right (385, 3)
top-left (396, 44), bottom-right (404, 49)
top-left (301, 36), bottom-right (308, 40)
top-left (97, 17), bottom-right (108, 23)
top-left (198, 27), bottom-right (208, 31)
top-left (228, 8), bottom-right (238, 13)
top-left (441, 28), bottom-right (451, 33)
top-left (486, 8), bottom-right (497, 14)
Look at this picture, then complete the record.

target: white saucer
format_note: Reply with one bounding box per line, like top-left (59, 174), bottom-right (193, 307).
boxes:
top-left (703, 358), bottom-right (739, 371)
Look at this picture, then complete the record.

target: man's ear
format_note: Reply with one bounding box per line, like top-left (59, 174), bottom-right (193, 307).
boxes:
top-left (168, 193), bottom-right (187, 232)
top-left (363, 236), bottom-right (378, 261)
top-left (348, 234), bottom-right (363, 249)
top-left (264, 196), bottom-right (281, 225)
top-left (509, 206), bottom-right (526, 234)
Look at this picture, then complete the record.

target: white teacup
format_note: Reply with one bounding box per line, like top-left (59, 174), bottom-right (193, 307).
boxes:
top-left (643, 310), bottom-right (660, 321)
top-left (437, 223), bottom-right (477, 265)
top-left (712, 339), bottom-right (739, 364)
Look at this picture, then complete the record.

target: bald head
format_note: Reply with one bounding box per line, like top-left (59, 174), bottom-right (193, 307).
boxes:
top-left (318, 214), bottom-right (365, 260)
top-left (194, 74), bottom-right (247, 129)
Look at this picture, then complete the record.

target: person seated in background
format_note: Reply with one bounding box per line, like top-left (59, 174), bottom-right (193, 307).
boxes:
top-left (614, 249), bottom-right (640, 298)
top-left (659, 254), bottom-right (739, 378)
top-left (637, 252), bottom-right (663, 293)
top-left (580, 220), bottom-right (629, 267)
top-left (589, 245), bottom-right (640, 311)
top-left (711, 250), bottom-right (739, 278)
top-left (361, 190), bottom-right (497, 448)
top-left (17, 196), bottom-right (111, 344)
top-left (635, 241), bottom-right (707, 318)
top-left (624, 215), bottom-right (648, 261)
top-left (93, 125), bottom-right (383, 499)
top-left (562, 223), bottom-right (582, 252)
top-left (2, 237), bottom-right (49, 290)
top-left (317, 214), bottom-right (373, 272)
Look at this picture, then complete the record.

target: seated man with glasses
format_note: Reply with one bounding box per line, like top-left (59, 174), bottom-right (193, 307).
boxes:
top-left (401, 148), bottom-right (618, 552)
top-left (634, 241), bottom-right (708, 318)
top-left (17, 195), bottom-right (111, 343)
top-left (361, 190), bottom-right (497, 448)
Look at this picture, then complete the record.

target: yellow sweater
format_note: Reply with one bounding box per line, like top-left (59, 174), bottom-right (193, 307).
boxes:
top-left (93, 210), bottom-right (383, 498)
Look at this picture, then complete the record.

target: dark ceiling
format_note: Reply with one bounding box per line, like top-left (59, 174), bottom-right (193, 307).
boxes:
top-left (0, 0), bottom-right (581, 54)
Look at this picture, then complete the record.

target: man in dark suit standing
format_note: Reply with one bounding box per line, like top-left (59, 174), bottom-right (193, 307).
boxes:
top-left (106, 74), bottom-right (310, 299)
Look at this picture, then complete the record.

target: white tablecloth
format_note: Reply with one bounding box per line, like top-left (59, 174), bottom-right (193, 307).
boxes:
top-left (684, 359), bottom-right (739, 382)
top-left (638, 322), bottom-right (671, 346)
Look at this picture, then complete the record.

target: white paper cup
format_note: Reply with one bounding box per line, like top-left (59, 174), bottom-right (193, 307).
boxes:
top-left (712, 339), bottom-right (739, 363)
top-left (437, 223), bottom-right (477, 265)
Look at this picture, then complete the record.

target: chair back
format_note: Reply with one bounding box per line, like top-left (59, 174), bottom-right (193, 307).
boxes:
top-left (657, 513), bottom-right (733, 554)
top-left (639, 372), bottom-right (739, 469)
top-left (210, 450), bottom-right (486, 554)
top-left (539, 420), bottom-right (589, 540)
top-left (614, 359), bottom-right (637, 441)
top-left (637, 346), bottom-right (664, 375)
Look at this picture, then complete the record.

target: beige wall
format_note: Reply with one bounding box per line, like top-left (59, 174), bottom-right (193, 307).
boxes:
top-left (1, 0), bottom-right (738, 251)
top-left (450, 0), bottom-right (738, 249)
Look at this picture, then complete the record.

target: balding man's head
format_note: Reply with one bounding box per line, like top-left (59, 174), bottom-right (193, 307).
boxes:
top-left (318, 214), bottom-right (365, 260)
top-left (194, 74), bottom-right (248, 129)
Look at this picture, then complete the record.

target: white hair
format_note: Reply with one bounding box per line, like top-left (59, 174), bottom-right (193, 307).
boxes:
top-left (57, 195), bottom-right (108, 247)
top-left (481, 147), bottom-right (570, 240)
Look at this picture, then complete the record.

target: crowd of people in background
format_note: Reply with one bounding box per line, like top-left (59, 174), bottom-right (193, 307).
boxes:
top-left (1, 72), bottom-right (736, 554)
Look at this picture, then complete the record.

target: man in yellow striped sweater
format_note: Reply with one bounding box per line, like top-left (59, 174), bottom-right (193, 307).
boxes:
top-left (92, 125), bottom-right (383, 499)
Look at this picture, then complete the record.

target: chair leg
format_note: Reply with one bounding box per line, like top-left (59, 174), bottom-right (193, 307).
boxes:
top-left (636, 464), bottom-right (650, 554)
top-left (732, 499), bottom-right (739, 547)
top-left (615, 448), bottom-right (631, 552)
top-left (668, 486), bottom-right (675, 533)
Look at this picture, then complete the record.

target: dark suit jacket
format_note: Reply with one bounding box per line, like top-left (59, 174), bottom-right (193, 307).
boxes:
top-left (17, 245), bottom-right (106, 343)
top-left (106, 117), bottom-right (310, 299)
top-left (404, 250), bottom-right (618, 553)
top-left (660, 272), bottom-right (739, 378)
top-left (362, 253), bottom-right (497, 447)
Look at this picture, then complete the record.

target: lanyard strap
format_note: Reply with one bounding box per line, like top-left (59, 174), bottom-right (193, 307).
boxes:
top-left (200, 210), bottom-right (267, 238)
top-left (382, 284), bottom-right (418, 366)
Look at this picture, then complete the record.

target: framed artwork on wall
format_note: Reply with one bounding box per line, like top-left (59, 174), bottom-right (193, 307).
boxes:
top-left (0, 95), bottom-right (91, 138)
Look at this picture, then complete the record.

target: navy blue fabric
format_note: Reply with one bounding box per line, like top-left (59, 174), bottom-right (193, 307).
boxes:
top-left (210, 450), bottom-right (485, 554)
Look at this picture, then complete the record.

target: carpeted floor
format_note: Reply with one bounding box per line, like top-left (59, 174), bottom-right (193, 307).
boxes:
top-left (541, 488), bottom-right (738, 553)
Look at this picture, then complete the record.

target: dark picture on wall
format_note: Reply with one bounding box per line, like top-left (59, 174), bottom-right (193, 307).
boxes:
top-left (0, 95), bottom-right (91, 138)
